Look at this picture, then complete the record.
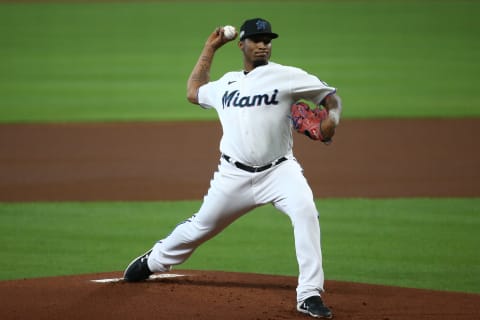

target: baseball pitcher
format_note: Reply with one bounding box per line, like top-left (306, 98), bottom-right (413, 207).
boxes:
top-left (124, 17), bottom-right (342, 319)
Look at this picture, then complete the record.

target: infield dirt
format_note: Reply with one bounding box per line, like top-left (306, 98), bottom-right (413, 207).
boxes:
top-left (0, 119), bottom-right (479, 319)
top-left (1, 119), bottom-right (479, 201)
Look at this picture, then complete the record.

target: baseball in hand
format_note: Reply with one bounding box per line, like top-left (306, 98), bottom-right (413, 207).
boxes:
top-left (223, 25), bottom-right (236, 40)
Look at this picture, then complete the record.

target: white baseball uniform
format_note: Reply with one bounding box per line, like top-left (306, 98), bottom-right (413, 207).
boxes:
top-left (148, 61), bottom-right (336, 302)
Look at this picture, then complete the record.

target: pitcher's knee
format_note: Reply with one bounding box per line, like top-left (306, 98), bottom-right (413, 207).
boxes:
top-left (297, 200), bottom-right (318, 215)
top-left (290, 202), bottom-right (318, 222)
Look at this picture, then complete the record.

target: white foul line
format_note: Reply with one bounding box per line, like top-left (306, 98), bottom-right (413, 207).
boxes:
top-left (91, 273), bottom-right (186, 283)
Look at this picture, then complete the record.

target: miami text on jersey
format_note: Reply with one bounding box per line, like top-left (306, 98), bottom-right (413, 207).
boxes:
top-left (222, 89), bottom-right (279, 109)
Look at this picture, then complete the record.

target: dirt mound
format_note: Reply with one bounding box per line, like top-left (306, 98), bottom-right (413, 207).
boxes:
top-left (1, 270), bottom-right (479, 320)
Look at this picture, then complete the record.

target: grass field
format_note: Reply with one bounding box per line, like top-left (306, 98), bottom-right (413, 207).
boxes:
top-left (1, 1), bottom-right (479, 122)
top-left (0, 1), bottom-right (479, 296)
top-left (1, 199), bottom-right (479, 293)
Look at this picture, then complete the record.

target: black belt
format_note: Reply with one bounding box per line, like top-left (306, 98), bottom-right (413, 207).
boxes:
top-left (222, 154), bottom-right (287, 173)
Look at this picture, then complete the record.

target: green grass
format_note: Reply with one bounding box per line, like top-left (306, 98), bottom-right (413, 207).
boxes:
top-left (1, 1), bottom-right (479, 122)
top-left (0, 0), bottom-right (479, 298)
top-left (1, 198), bottom-right (479, 294)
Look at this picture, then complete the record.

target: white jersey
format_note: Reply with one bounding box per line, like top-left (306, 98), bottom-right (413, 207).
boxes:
top-left (198, 61), bottom-right (336, 166)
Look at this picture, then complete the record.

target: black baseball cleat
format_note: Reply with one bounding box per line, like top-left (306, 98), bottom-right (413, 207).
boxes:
top-left (123, 249), bottom-right (153, 282)
top-left (297, 296), bottom-right (333, 319)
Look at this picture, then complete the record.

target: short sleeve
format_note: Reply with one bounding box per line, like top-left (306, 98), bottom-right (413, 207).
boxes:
top-left (198, 81), bottom-right (219, 110)
top-left (290, 70), bottom-right (336, 105)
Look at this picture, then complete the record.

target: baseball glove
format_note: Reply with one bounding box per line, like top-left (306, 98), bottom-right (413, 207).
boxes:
top-left (291, 100), bottom-right (331, 142)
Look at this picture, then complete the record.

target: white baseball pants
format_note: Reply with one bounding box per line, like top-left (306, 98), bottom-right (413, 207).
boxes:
top-left (148, 156), bottom-right (325, 302)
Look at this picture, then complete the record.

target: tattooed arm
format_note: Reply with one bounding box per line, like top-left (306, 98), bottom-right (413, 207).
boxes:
top-left (187, 27), bottom-right (237, 104)
top-left (186, 45), bottom-right (215, 104)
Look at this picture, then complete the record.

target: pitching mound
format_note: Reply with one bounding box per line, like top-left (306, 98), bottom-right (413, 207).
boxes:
top-left (1, 270), bottom-right (479, 320)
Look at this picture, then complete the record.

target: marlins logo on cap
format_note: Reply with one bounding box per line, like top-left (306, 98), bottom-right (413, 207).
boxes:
top-left (239, 18), bottom-right (279, 41)
top-left (256, 20), bottom-right (268, 31)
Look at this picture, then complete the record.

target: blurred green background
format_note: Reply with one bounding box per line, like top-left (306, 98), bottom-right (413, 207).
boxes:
top-left (0, 1), bottom-right (479, 295)
top-left (1, 1), bottom-right (479, 122)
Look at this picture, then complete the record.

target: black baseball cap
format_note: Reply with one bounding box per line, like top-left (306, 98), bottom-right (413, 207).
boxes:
top-left (239, 18), bottom-right (279, 41)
